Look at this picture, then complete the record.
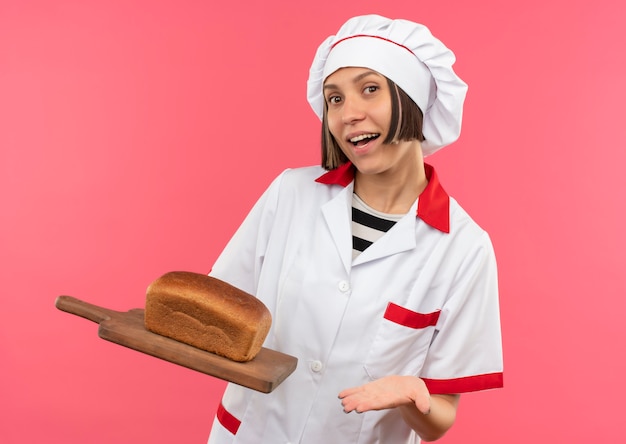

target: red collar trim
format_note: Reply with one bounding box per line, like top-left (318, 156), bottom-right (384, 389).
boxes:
top-left (315, 162), bottom-right (450, 233)
top-left (315, 161), bottom-right (355, 187)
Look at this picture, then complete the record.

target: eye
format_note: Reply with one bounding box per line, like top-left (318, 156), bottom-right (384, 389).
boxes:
top-left (364, 85), bottom-right (379, 94)
top-left (326, 95), bottom-right (342, 105)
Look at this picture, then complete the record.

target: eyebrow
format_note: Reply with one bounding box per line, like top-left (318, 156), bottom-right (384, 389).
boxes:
top-left (323, 70), bottom-right (382, 91)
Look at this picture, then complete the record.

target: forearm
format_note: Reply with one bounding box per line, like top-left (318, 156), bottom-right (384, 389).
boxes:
top-left (399, 393), bottom-right (459, 442)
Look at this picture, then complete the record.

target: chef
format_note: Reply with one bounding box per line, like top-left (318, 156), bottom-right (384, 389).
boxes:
top-left (207, 14), bottom-right (503, 444)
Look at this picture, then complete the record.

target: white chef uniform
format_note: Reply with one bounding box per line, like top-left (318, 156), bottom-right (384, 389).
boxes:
top-left (207, 161), bottom-right (503, 444)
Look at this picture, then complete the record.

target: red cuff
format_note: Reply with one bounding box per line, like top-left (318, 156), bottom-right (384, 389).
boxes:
top-left (423, 372), bottom-right (504, 394)
top-left (217, 402), bottom-right (241, 435)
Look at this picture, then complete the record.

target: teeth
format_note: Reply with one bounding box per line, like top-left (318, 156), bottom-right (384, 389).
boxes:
top-left (349, 133), bottom-right (379, 143)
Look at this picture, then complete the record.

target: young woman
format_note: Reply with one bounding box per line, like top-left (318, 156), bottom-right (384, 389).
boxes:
top-left (207, 14), bottom-right (503, 444)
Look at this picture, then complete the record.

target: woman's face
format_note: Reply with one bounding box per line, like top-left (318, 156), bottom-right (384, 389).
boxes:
top-left (323, 67), bottom-right (420, 178)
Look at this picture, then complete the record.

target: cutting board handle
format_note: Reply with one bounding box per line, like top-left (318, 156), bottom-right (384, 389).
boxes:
top-left (55, 295), bottom-right (121, 324)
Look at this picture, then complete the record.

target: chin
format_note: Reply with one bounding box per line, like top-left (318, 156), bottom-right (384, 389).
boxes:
top-left (352, 162), bottom-right (386, 176)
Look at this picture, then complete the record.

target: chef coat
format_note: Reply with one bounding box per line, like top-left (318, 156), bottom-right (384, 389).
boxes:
top-left (207, 162), bottom-right (503, 444)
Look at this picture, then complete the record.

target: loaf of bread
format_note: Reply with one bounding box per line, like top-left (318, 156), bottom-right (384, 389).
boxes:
top-left (144, 271), bottom-right (271, 362)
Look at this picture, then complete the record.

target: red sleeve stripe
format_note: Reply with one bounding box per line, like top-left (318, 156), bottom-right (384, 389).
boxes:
top-left (423, 372), bottom-right (504, 394)
top-left (384, 302), bottom-right (440, 329)
top-left (217, 402), bottom-right (241, 435)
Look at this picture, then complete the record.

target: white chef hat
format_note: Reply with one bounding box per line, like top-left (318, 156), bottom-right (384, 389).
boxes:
top-left (307, 14), bottom-right (468, 156)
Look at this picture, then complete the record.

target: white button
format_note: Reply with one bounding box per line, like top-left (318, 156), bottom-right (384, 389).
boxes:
top-left (310, 360), bottom-right (323, 372)
top-left (338, 280), bottom-right (350, 292)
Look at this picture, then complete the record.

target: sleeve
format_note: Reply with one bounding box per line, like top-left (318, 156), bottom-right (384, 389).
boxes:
top-left (208, 170), bottom-right (287, 296)
top-left (420, 231), bottom-right (504, 394)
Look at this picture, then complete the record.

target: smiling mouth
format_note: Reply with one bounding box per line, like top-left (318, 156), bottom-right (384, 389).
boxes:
top-left (349, 133), bottom-right (380, 147)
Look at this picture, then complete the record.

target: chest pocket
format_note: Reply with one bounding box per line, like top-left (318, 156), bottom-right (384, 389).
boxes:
top-left (364, 302), bottom-right (440, 380)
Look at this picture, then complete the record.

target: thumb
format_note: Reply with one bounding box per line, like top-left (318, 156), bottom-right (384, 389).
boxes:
top-left (415, 395), bottom-right (431, 415)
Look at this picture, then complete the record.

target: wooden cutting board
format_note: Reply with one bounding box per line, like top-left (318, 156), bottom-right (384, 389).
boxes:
top-left (55, 295), bottom-right (297, 393)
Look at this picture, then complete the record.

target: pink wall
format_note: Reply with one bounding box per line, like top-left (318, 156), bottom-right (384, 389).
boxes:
top-left (2, 0), bottom-right (625, 442)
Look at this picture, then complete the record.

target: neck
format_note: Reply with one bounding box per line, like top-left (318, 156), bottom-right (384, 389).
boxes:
top-left (354, 158), bottom-right (427, 214)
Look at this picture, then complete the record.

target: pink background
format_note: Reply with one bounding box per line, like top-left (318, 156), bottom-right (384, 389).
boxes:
top-left (2, 0), bottom-right (625, 442)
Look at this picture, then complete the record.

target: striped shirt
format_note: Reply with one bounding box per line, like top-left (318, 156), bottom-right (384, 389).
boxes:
top-left (351, 193), bottom-right (404, 260)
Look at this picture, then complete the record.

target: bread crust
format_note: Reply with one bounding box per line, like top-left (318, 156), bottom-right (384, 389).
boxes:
top-left (144, 271), bottom-right (271, 362)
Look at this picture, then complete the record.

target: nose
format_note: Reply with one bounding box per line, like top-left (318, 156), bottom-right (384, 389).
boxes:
top-left (341, 96), bottom-right (365, 124)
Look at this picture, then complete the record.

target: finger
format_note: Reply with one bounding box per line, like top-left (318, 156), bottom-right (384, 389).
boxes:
top-left (340, 397), bottom-right (355, 413)
top-left (338, 386), bottom-right (361, 399)
top-left (341, 393), bottom-right (372, 413)
top-left (415, 395), bottom-right (431, 415)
